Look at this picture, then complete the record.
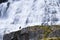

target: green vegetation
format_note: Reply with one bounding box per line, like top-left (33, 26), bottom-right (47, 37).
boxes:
top-left (41, 37), bottom-right (60, 40)
top-left (27, 25), bottom-right (60, 40)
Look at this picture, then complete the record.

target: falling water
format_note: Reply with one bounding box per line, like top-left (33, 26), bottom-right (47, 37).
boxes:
top-left (0, 0), bottom-right (60, 40)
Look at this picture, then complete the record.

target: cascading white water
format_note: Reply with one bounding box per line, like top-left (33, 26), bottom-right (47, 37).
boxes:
top-left (0, 0), bottom-right (60, 40)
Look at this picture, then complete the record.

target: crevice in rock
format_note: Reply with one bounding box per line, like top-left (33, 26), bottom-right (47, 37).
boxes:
top-left (0, 0), bottom-right (8, 4)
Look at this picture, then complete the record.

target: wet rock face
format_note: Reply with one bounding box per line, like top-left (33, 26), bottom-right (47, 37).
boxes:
top-left (3, 27), bottom-right (44, 40)
top-left (3, 26), bottom-right (60, 40)
top-left (3, 31), bottom-right (21, 40)
top-left (0, 0), bottom-right (8, 3)
top-left (3, 31), bottom-right (29, 40)
top-left (48, 30), bottom-right (60, 37)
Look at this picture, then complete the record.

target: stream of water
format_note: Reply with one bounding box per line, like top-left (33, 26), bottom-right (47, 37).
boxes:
top-left (0, 0), bottom-right (60, 40)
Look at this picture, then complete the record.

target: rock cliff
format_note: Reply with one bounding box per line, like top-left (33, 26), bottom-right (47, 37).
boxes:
top-left (3, 25), bottom-right (60, 40)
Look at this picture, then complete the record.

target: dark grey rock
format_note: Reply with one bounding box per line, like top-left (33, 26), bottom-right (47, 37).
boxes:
top-left (0, 0), bottom-right (8, 3)
top-left (3, 27), bottom-right (44, 40)
top-left (48, 29), bottom-right (60, 37)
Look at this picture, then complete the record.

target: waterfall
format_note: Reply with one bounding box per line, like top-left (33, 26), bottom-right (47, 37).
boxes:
top-left (0, 0), bottom-right (60, 40)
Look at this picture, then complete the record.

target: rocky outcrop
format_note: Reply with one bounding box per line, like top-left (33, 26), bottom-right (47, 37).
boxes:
top-left (3, 25), bottom-right (60, 40)
top-left (3, 26), bottom-right (44, 40)
top-left (48, 29), bottom-right (60, 37)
